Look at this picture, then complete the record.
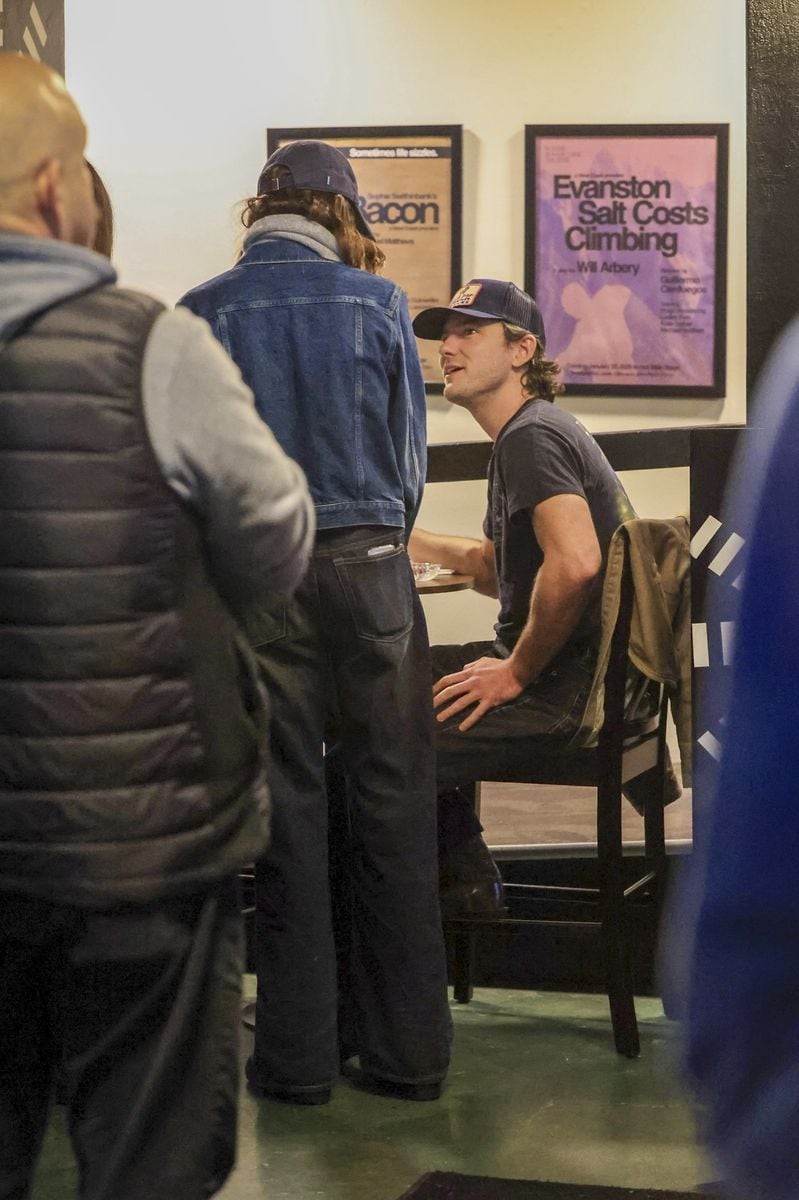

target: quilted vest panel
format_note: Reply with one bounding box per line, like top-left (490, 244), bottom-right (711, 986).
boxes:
top-left (0, 286), bottom-right (269, 905)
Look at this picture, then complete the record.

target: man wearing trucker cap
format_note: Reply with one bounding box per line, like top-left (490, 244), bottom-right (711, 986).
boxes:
top-left (410, 279), bottom-right (649, 915)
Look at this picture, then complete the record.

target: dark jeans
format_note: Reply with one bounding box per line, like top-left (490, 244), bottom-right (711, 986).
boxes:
top-left (251, 528), bottom-right (451, 1092)
top-left (432, 640), bottom-right (597, 857)
top-left (0, 880), bottom-right (242, 1200)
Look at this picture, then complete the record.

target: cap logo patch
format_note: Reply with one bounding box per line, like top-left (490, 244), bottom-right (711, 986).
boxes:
top-left (450, 283), bottom-right (482, 309)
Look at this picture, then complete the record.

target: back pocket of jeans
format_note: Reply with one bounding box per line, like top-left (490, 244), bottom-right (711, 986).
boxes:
top-left (335, 548), bottom-right (413, 642)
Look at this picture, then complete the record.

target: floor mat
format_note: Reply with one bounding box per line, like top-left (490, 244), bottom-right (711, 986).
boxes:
top-left (395, 1173), bottom-right (704, 1200)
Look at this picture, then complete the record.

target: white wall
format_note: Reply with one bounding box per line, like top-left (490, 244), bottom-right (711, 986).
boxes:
top-left (65, 0), bottom-right (746, 645)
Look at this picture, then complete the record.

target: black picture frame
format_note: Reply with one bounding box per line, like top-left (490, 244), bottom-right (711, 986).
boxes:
top-left (266, 125), bottom-right (463, 391)
top-left (525, 123), bottom-right (729, 398)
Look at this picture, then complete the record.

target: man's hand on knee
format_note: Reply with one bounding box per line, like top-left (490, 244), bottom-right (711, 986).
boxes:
top-left (433, 656), bottom-right (524, 732)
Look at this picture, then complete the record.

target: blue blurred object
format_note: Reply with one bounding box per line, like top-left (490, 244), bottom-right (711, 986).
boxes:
top-left (673, 316), bottom-right (799, 1200)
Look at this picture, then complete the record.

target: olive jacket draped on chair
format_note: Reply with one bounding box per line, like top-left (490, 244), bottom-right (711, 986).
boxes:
top-left (576, 516), bottom-right (692, 784)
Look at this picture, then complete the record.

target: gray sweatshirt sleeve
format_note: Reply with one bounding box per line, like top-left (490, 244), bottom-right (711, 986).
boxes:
top-left (141, 307), bottom-right (314, 610)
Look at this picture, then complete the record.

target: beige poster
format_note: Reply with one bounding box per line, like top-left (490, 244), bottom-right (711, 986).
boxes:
top-left (272, 129), bottom-right (462, 386)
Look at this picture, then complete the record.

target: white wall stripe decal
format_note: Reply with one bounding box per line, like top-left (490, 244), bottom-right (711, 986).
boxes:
top-left (22, 25), bottom-right (40, 58)
top-left (698, 731), bottom-right (722, 760)
top-left (690, 515), bottom-right (722, 558)
top-left (29, 2), bottom-right (48, 45)
top-left (708, 532), bottom-right (745, 576)
top-left (692, 622), bottom-right (710, 668)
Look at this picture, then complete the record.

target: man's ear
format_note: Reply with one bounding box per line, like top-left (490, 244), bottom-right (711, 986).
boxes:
top-left (510, 332), bottom-right (538, 369)
top-left (32, 158), bottom-right (64, 239)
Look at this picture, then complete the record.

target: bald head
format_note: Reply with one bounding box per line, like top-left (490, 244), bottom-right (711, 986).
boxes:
top-left (0, 53), bottom-right (96, 246)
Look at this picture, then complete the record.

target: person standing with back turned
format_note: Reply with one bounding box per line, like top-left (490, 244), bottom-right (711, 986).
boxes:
top-left (0, 53), bottom-right (314, 1200)
top-left (180, 140), bottom-right (451, 1105)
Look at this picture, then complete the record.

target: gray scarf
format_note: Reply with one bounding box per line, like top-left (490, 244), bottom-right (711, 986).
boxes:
top-left (242, 214), bottom-right (341, 262)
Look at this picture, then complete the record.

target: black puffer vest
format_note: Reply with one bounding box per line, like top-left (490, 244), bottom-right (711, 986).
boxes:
top-left (0, 286), bottom-right (269, 905)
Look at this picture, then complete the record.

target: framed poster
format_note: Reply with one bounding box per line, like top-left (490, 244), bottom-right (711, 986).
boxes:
top-left (267, 125), bottom-right (462, 389)
top-left (525, 124), bottom-right (729, 398)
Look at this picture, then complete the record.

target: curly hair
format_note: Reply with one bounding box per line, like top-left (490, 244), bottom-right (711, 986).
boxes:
top-left (241, 168), bottom-right (384, 274)
top-left (502, 322), bottom-right (563, 402)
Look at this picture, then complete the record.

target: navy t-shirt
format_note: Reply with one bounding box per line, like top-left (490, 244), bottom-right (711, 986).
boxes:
top-left (483, 399), bottom-right (635, 652)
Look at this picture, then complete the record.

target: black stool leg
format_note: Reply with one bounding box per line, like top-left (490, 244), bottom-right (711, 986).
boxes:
top-left (598, 772), bottom-right (640, 1058)
top-left (604, 915), bottom-right (640, 1057)
top-left (452, 930), bottom-right (475, 1003)
top-left (446, 780), bottom-right (481, 1004)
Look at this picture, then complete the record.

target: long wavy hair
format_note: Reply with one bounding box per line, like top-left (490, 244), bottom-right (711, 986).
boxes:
top-left (502, 322), bottom-right (563, 402)
top-left (240, 167), bottom-right (384, 274)
top-left (87, 160), bottom-right (113, 258)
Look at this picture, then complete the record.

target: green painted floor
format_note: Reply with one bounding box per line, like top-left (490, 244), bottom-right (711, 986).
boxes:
top-left (32, 983), bottom-right (708, 1200)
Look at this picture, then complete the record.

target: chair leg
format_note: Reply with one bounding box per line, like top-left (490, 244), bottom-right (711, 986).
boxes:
top-left (452, 929), bottom-right (475, 1003)
top-left (603, 920), bottom-right (640, 1057)
top-left (447, 780), bottom-right (480, 1004)
top-left (643, 703), bottom-right (668, 905)
top-left (598, 773), bottom-right (640, 1058)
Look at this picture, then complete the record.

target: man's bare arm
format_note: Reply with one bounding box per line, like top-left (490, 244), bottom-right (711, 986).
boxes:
top-left (508, 493), bottom-right (601, 685)
top-left (433, 494), bottom-right (601, 730)
top-left (408, 527), bottom-right (498, 597)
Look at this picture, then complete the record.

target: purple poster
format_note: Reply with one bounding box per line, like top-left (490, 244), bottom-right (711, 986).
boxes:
top-left (525, 125), bottom-right (728, 397)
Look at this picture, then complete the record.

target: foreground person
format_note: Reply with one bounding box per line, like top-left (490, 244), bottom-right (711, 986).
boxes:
top-left (673, 319), bottom-right (799, 1200)
top-left (180, 140), bottom-right (451, 1105)
top-left (410, 280), bottom-right (669, 913)
top-left (0, 53), bottom-right (313, 1200)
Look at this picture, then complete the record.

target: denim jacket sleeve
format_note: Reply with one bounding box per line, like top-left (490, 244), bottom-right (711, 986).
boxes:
top-left (389, 290), bottom-right (427, 538)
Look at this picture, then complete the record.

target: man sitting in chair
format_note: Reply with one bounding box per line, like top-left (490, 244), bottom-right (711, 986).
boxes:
top-left (410, 279), bottom-right (676, 917)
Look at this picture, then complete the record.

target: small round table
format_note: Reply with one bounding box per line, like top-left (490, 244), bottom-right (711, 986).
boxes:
top-left (416, 572), bottom-right (474, 594)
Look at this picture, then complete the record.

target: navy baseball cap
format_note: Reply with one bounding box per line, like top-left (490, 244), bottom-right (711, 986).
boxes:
top-left (413, 278), bottom-right (546, 346)
top-left (257, 140), bottom-right (373, 238)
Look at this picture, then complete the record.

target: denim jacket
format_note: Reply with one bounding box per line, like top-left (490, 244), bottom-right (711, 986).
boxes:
top-left (179, 216), bottom-right (426, 536)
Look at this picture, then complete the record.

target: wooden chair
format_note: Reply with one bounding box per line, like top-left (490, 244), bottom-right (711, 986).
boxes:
top-left (445, 521), bottom-right (678, 1059)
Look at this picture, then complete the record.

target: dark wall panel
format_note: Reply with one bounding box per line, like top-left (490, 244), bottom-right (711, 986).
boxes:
top-left (1, 1), bottom-right (64, 74)
top-left (747, 0), bottom-right (799, 395)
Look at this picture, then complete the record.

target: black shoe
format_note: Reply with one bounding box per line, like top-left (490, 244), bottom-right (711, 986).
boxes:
top-left (245, 1056), bottom-right (332, 1106)
top-left (439, 833), bottom-right (507, 919)
top-left (342, 1062), bottom-right (442, 1101)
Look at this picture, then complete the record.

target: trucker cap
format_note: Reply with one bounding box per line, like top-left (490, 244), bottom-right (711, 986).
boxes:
top-left (413, 278), bottom-right (546, 345)
top-left (257, 140), bottom-right (373, 238)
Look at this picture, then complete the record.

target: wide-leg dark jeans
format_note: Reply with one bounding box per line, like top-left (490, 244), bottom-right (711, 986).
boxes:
top-left (251, 528), bottom-right (451, 1093)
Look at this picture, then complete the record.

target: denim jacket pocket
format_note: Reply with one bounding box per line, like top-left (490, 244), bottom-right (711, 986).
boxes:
top-left (334, 547), bottom-right (413, 642)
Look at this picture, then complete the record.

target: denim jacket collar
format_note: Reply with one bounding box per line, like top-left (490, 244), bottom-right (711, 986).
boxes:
top-left (242, 215), bottom-right (341, 263)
